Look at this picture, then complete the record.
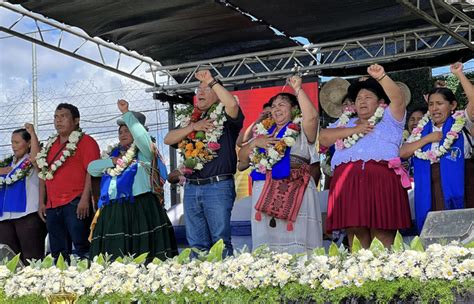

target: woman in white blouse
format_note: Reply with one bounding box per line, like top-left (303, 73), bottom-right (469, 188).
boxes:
top-left (0, 124), bottom-right (46, 263)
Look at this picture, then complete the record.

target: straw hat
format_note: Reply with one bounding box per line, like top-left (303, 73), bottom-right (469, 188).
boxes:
top-left (396, 81), bottom-right (412, 106)
top-left (320, 78), bottom-right (350, 118)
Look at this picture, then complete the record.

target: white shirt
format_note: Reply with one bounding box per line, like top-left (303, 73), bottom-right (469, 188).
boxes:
top-left (309, 144), bottom-right (320, 164)
top-left (0, 154), bottom-right (39, 221)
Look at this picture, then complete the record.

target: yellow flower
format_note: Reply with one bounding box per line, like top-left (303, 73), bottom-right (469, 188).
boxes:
top-left (195, 141), bottom-right (205, 150)
top-left (274, 141), bottom-right (287, 153)
top-left (185, 143), bottom-right (194, 151)
top-left (262, 118), bottom-right (275, 129)
top-left (191, 150), bottom-right (199, 157)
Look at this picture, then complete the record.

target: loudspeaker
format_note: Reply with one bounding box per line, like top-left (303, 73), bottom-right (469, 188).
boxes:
top-left (0, 244), bottom-right (24, 268)
top-left (420, 209), bottom-right (474, 246)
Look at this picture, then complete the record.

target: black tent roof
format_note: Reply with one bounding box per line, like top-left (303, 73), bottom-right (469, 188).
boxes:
top-left (9, 0), bottom-right (474, 74)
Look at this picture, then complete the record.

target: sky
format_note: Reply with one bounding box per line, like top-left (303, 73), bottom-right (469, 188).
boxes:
top-left (0, 7), bottom-right (170, 151)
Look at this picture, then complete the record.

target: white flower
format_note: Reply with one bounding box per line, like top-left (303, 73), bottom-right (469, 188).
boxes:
top-left (195, 163), bottom-right (204, 170)
top-left (66, 143), bottom-right (76, 150)
top-left (283, 137), bottom-right (296, 146)
top-left (274, 268), bottom-right (291, 284)
top-left (255, 124), bottom-right (267, 135)
top-left (410, 111), bottom-right (465, 162)
top-left (69, 131), bottom-right (80, 143)
top-left (267, 148), bottom-right (280, 160)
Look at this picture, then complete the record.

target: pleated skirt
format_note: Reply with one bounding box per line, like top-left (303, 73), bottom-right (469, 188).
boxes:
top-left (326, 160), bottom-right (412, 232)
top-left (90, 192), bottom-right (178, 261)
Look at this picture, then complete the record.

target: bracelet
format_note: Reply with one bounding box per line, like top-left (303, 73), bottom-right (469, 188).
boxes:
top-left (208, 78), bottom-right (219, 88)
top-left (376, 73), bottom-right (387, 82)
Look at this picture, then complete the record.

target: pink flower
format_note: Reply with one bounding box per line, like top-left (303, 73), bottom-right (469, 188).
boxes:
top-left (452, 111), bottom-right (463, 118)
top-left (257, 164), bottom-right (267, 173)
top-left (412, 127), bottom-right (422, 135)
top-left (319, 145), bottom-right (329, 154)
top-left (20, 159), bottom-right (31, 169)
top-left (208, 142), bottom-right (221, 151)
top-left (380, 103), bottom-right (388, 108)
top-left (335, 139), bottom-right (344, 150)
top-left (116, 158), bottom-right (125, 167)
top-left (181, 167), bottom-right (193, 175)
top-left (426, 150), bottom-right (437, 161)
top-left (343, 105), bottom-right (356, 113)
top-left (447, 131), bottom-right (459, 139)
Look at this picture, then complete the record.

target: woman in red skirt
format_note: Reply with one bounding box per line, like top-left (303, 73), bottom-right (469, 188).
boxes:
top-left (319, 64), bottom-right (411, 249)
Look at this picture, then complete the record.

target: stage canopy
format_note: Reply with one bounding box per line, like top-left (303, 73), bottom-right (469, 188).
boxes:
top-left (5, 0), bottom-right (474, 86)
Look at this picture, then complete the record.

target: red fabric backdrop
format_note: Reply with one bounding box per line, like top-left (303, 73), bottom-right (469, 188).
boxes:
top-left (230, 82), bottom-right (319, 130)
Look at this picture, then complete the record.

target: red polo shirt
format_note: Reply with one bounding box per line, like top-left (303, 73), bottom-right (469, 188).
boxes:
top-left (45, 134), bottom-right (100, 208)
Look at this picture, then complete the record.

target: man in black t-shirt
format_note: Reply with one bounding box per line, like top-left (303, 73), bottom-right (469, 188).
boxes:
top-left (164, 70), bottom-right (244, 256)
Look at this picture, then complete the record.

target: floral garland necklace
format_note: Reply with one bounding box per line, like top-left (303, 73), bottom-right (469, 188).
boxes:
top-left (36, 129), bottom-right (84, 180)
top-left (0, 156), bottom-right (33, 187)
top-left (104, 143), bottom-right (137, 177)
top-left (335, 104), bottom-right (387, 150)
top-left (0, 155), bottom-right (13, 168)
top-left (407, 111), bottom-right (466, 163)
top-left (250, 110), bottom-right (302, 174)
top-left (101, 143), bottom-right (120, 159)
top-left (176, 103), bottom-right (227, 173)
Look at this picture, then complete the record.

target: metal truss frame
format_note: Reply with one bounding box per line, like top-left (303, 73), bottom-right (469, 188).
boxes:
top-left (1, 0), bottom-right (472, 94)
top-left (0, 1), bottom-right (173, 87)
top-left (147, 2), bottom-right (473, 93)
top-left (397, 0), bottom-right (473, 50)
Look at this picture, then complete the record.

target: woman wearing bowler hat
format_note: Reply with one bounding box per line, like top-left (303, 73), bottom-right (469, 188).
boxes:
top-left (320, 64), bottom-right (411, 249)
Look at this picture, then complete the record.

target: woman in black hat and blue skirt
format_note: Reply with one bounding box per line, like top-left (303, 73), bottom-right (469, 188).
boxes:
top-left (320, 64), bottom-right (412, 249)
top-left (88, 99), bottom-right (177, 261)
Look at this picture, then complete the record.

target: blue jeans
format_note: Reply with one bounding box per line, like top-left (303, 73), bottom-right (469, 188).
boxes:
top-left (46, 198), bottom-right (91, 260)
top-left (184, 179), bottom-right (235, 256)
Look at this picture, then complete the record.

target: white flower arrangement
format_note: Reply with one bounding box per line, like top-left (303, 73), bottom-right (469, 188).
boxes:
top-left (335, 104), bottom-right (387, 150)
top-left (0, 157), bottom-right (33, 187)
top-left (36, 129), bottom-right (85, 180)
top-left (249, 112), bottom-right (302, 174)
top-left (106, 143), bottom-right (137, 177)
top-left (176, 103), bottom-right (227, 173)
top-left (407, 111), bottom-right (466, 163)
top-left (0, 242), bottom-right (472, 302)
